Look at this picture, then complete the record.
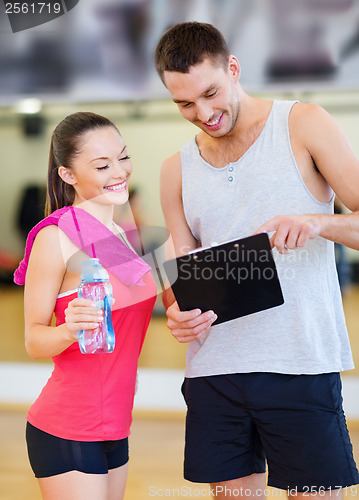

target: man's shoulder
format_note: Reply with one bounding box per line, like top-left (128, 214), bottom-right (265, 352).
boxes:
top-left (288, 102), bottom-right (334, 144)
top-left (161, 152), bottom-right (182, 191)
top-left (289, 101), bottom-right (328, 124)
top-left (162, 151), bottom-right (181, 170)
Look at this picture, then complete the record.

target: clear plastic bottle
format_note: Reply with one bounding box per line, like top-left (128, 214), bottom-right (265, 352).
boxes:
top-left (77, 258), bottom-right (115, 354)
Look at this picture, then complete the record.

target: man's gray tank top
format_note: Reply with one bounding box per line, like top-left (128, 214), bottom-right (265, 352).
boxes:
top-left (180, 99), bottom-right (354, 377)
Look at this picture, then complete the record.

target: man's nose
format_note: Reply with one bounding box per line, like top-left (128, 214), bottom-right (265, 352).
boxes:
top-left (196, 102), bottom-right (213, 124)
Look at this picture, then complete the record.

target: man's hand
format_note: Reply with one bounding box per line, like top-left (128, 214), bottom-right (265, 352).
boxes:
top-left (166, 301), bottom-right (217, 343)
top-left (254, 214), bottom-right (323, 254)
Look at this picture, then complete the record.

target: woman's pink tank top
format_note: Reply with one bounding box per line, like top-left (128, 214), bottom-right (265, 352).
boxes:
top-left (27, 270), bottom-right (156, 441)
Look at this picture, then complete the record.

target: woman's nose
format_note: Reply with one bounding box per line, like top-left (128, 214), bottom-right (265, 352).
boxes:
top-left (113, 161), bottom-right (130, 178)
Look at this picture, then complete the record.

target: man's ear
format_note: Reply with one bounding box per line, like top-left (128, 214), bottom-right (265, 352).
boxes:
top-left (57, 166), bottom-right (77, 185)
top-left (228, 55), bottom-right (241, 83)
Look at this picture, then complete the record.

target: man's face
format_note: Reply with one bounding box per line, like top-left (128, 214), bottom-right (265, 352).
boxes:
top-left (163, 57), bottom-right (240, 138)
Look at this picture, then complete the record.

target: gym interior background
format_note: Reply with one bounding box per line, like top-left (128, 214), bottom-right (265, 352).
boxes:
top-left (1, 1), bottom-right (359, 499)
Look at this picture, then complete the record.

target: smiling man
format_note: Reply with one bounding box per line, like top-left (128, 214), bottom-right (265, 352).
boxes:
top-left (155, 22), bottom-right (359, 499)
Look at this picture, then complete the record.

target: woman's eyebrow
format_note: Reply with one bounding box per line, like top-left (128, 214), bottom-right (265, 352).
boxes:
top-left (90, 146), bottom-right (127, 162)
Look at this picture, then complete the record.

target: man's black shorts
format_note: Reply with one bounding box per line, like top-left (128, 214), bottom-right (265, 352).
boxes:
top-left (182, 372), bottom-right (359, 491)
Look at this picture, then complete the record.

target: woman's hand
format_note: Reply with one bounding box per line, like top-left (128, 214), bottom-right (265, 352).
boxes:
top-left (64, 298), bottom-right (104, 341)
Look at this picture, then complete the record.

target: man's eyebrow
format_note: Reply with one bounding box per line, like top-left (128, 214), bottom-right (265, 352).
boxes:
top-left (90, 145), bottom-right (126, 162)
top-left (172, 86), bottom-right (217, 105)
top-left (173, 99), bottom-right (189, 105)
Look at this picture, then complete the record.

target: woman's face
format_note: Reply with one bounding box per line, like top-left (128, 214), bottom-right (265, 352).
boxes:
top-left (64, 126), bottom-right (132, 206)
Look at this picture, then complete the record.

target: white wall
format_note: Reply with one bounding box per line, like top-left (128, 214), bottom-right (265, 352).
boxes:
top-left (1, 91), bottom-right (359, 257)
top-left (0, 100), bottom-right (197, 255)
top-left (1, 363), bottom-right (359, 418)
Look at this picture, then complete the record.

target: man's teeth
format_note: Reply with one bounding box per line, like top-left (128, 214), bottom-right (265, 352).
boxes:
top-left (105, 182), bottom-right (126, 191)
top-left (207, 115), bottom-right (221, 126)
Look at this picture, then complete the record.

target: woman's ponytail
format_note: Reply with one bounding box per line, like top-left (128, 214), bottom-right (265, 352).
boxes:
top-left (45, 133), bottom-right (75, 216)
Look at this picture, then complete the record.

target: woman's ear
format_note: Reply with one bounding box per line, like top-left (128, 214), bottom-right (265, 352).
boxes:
top-left (57, 166), bottom-right (77, 186)
top-left (228, 55), bottom-right (241, 83)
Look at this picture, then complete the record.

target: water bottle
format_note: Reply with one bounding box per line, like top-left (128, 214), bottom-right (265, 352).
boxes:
top-left (77, 258), bottom-right (115, 354)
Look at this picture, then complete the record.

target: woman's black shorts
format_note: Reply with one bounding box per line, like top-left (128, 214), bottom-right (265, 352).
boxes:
top-left (26, 422), bottom-right (129, 478)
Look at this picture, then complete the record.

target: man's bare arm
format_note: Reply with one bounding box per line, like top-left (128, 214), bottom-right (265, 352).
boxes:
top-left (160, 152), bottom-right (217, 342)
top-left (256, 104), bottom-right (359, 252)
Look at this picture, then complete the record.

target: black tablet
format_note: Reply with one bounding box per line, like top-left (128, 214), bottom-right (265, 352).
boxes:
top-left (163, 233), bottom-right (284, 325)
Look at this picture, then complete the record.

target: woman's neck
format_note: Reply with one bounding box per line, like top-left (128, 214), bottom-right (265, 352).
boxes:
top-left (72, 200), bottom-right (115, 231)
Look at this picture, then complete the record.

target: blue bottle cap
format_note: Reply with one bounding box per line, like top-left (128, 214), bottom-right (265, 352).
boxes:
top-left (81, 258), bottom-right (109, 282)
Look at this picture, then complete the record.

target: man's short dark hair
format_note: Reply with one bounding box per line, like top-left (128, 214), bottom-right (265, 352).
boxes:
top-left (154, 22), bottom-right (230, 84)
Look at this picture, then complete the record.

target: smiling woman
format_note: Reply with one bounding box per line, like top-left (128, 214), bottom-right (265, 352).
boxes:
top-left (46, 114), bottom-right (132, 215)
top-left (56, 126), bottom-right (132, 208)
top-left (12, 112), bottom-right (157, 500)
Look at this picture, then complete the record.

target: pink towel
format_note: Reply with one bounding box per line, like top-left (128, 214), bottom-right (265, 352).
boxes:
top-left (14, 206), bottom-right (151, 287)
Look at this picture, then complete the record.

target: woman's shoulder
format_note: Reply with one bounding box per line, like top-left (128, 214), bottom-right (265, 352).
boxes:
top-left (30, 207), bottom-right (75, 253)
top-left (30, 224), bottom-right (63, 262)
top-left (14, 207), bottom-right (73, 285)
top-left (33, 223), bottom-right (80, 266)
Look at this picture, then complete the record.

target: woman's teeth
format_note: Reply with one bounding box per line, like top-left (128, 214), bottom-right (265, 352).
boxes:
top-left (104, 181), bottom-right (126, 191)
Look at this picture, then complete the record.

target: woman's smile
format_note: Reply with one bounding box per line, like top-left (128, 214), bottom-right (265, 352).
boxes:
top-left (104, 180), bottom-right (127, 191)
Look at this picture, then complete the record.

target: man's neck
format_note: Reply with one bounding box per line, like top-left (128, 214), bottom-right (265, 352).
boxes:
top-left (195, 97), bottom-right (274, 168)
